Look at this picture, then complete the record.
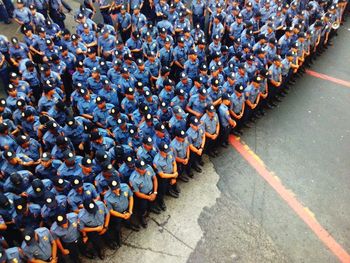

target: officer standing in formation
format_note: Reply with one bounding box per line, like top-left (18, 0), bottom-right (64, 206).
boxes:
top-left (0, 0), bottom-right (348, 261)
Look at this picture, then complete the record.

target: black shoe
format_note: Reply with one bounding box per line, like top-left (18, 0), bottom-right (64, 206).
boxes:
top-left (255, 112), bottom-right (262, 118)
top-left (193, 165), bottom-right (202, 173)
top-left (187, 170), bottom-right (194, 178)
top-left (127, 223), bottom-right (140, 232)
top-left (178, 174), bottom-right (190, 182)
top-left (213, 149), bottom-right (219, 156)
top-left (173, 183), bottom-right (181, 193)
top-left (98, 251), bottom-right (105, 260)
top-left (85, 252), bottom-right (94, 259)
top-left (265, 103), bottom-right (273, 109)
top-left (108, 241), bottom-right (118, 250)
top-left (243, 122), bottom-right (252, 128)
top-left (167, 189), bottom-right (179, 198)
top-left (150, 206), bottom-right (161, 214)
top-left (249, 117), bottom-right (256, 123)
top-left (221, 143), bottom-right (228, 148)
top-left (159, 201), bottom-right (167, 211)
top-left (4, 20), bottom-right (11, 24)
top-left (279, 92), bottom-right (286, 97)
top-left (274, 97), bottom-right (283, 102)
top-left (259, 109), bottom-right (266, 115)
top-left (232, 130), bottom-right (241, 136)
top-left (140, 216), bottom-right (148, 228)
top-left (198, 159), bottom-right (204, 166)
top-left (208, 152), bottom-right (216, 158)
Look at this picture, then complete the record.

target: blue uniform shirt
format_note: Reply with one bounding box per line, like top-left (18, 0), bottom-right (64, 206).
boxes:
top-left (104, 183), bottom-right (132, 212)
top-left (129, 165), bottom-right (155, 194)
top-left (21, 227), bottom-right (53, 261)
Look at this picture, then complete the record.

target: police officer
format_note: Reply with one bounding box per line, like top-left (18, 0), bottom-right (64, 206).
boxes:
top-left (187, 116), bottom-right (205, 173)
top-left (200, 104), bottom-right (220, 157)
top-left (21, 227), bottom-right (57, 262)
top-left (129, 159), bottom-right (159, 228)
top-left (14, 197), bottom-right (41, 231)
top-left (51, 212), bottom-right (91, 263)
top-left (67, 176), bottom-right (99, 213)
top-left (243, 75), bottom-right (262, 124)
top-left (229, 84), bottom-right (246, 135)
top-left (105, 179), bottom-right (139, 246)
top-left (117, 5), bottom-right (132, 42)
top-left (218, 93), bottom-right (236, 147)
top-left (78, 199), bottom-right (112, 259)
top-left (170, 128), bottom-right (191, 180)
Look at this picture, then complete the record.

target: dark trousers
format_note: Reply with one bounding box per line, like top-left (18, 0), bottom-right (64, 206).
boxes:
top-left (157, 175), bottom-right (171, 204)
top-left (193, 14), bottom-right (205, 30)
top-left (3, 0), bottom-right (13, 17)
top-left (0, 68), bottom-right (9, 93)
top-left (120, 28), bottom-right (131, 43)
top-left (61, 238), bottom-right (85, 263)
top-left (49, 9), bottom-right (65, 29)
top-left (86, 231), bottom-right (103, 255)
top-left (205, 136), bottom-right (218, 154)
top-left (267, 81), bottom-right (279, 103)
top-left (242, 106), bottom-right (254, 123)
top-left (101, 10), bottom-right (113, 26)
top-left (37, 8), bottom-right (48, 18)
top-left (1, 225), bottom-right (22, 247)
top-left (109, 217), bottom-right (122, 245)
top-left (31, 84), bottom-right (42, 104)
top-left (134, 195), bottom-right (150, 216)
top-left (232, 116), bottom-right (244, 132)
top-left (177, 162), bottom-right (190, 176)
top-left (219, 125), bottom-right (231, 145)
top-left (189, 150), bottom-right (202, 167)
top-left (0, 4), bottom-right (10, 23)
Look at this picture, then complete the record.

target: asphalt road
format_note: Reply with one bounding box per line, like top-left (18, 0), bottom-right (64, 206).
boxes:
top-left (188, 20), bottom-right (350, 263)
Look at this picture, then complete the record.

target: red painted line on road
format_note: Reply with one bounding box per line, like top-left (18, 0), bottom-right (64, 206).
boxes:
top-left (229, 135), bottom-right (350, 263)
top-left (306, 70), bottom-right (350, 88)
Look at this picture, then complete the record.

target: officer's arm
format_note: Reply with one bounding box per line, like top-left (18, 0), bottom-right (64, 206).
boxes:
top-left (80, 113), bottom-right (93, 120)
top-left (260, 84), bottom-right (268, 99)
top-left (128, 195), bottom-right (134, 214)
top-left (55, 238), bottom-right (67, 254)
top-left (315, 34), bottom-right (321, 46)
top-left (152, 175), bottom-right (158, 194)
top-left (0, 222), bottom-right (7, 231)
top-left (13, 17), bottom-right (24, 25)
top-left (0, 55), bottom-right (4, 67)
top-left (10, 57), bottom-right (19, 67)
top-left (134, 190), bottom-right (152, 200)
top-left (245, 96), bottom-right (256, 109)
top-left (30, 44), bottom-right (44, 56)
top-left (103, 211), bottom-right (110, 229)
top-left (212, 97), bottom-right (222, 107)
top-left (175, 155), bottom-right (187, 164)
top-left (81, 225), bottom-right (103, 233)
top-left (186, 105), bottom-right (201, 118)
top-left (109, 207), bottom-right (126, 218)
top-left (30, 258), bottom-right (48, 263)
top-left (174, 58), bottom-right (185, 69)
top-left (51, 239), bottom-right (57, 262)
top-left (228, 113), bottom-right (237, 127)
top-left (154, 164), bottom-right (177, 179)
top-left (214, 121), bottom-right (220, 139)
top-left (230, 108), bottom-right (240, 119)
top-left (208, 20), bottom-right (212, 35)
top-left (186, 145), bottom-right (190, 160)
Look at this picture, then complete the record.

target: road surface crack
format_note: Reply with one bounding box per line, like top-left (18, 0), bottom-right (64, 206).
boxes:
top-left (150, 216), bottom-right (195, 250)
top-left (122, 241), bottom-right (180, 257)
